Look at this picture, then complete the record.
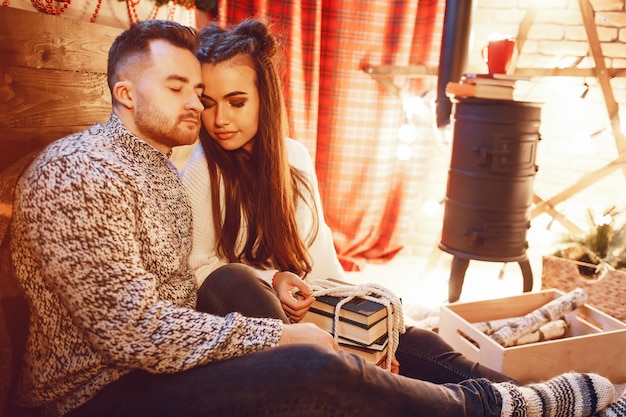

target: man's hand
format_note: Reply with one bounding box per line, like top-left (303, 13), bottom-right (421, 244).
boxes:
top-left (272, 271), bottom-right (315, 323)
top-left (279, 322), bottom-right (340, 352)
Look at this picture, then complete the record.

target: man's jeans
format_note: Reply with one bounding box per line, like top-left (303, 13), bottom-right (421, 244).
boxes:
top-left (67, 264), bottom-right (507, 417)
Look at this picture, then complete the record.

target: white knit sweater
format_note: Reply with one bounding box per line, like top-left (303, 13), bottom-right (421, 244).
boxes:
top-left (180, 138), bottom-right (346, 285)
top-left (11, 115), bottom-right (282, 416)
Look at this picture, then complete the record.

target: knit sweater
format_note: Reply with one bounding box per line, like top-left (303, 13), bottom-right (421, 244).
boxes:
top-left (180, 138), bottom-right (346, 286)
top-left (10, 115), bottom-right (282, 416)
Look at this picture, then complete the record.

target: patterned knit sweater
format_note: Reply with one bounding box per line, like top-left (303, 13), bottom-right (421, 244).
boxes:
top-left (10, 115), bottom-right (282, 416)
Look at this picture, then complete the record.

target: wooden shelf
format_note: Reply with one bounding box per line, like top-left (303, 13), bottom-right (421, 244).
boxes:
top-left (363, 65), bottom-right (437, 96)
top-left (362, 64), bottom-right (438, 76)
top-left (513, 67), bottom-right (626, 78)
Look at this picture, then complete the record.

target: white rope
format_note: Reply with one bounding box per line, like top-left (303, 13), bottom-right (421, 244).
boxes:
top-left (308, 280), bottom-right (405, 371)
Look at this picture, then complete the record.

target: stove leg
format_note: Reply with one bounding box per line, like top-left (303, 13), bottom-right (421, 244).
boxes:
top-left (517, 259), bottom-right (534, 292)
top-left (448, 257), bottom-right (469, 303)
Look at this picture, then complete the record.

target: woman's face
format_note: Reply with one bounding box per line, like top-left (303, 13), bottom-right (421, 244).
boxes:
top-left (199, 60), bottom-right (260, 153)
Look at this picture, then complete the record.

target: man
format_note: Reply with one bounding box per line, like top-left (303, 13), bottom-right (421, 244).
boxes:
top-left (10, 19), bottom-right (622, 417)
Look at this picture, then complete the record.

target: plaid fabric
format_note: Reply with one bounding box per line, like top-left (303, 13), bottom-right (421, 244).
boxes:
top-left (219, 0), bottom-right (445, 270)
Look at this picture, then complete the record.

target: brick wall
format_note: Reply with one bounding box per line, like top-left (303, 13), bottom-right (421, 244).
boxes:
top-left (404, 0), bottom-right (626, 260)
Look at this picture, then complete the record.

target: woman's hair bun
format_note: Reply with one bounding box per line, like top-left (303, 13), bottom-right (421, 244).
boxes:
top-left (234, 19), bottom-right (277, 58)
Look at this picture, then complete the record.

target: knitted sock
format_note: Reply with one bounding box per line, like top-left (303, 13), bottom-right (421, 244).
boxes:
top-left (494, 372), bottom-right (614, 417)
top-left (594, 389), bottom-right (626, 417)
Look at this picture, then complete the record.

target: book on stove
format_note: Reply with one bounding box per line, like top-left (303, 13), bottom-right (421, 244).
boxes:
top-left (446, 73), bottom-right (533, 100)
top-left (445, 81), bottom-right (514, 100)
top-left (461, 73), bottom-right (532, 86)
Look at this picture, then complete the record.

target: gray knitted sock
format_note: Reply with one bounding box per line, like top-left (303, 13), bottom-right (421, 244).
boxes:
top-left (594, 389), bottom-right (626, 417)
top-left (494, 372), bottom-right (614, 417)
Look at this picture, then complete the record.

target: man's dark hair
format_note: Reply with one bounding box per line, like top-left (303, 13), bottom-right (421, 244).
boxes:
top-left (107, 20), bottom-right (200, 91)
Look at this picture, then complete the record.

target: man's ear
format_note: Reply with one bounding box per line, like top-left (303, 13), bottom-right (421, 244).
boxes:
top-left (112, 81), bottom-right (134, 109)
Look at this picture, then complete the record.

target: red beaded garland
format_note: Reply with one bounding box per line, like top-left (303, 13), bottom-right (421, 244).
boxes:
top-left (149, 5), bottom-right (159, 20)
top-left (167, 0), bottom-right (176, 20)
top-left (126, 0), bottom-right (140, 24)
top-left (31, 0), bottom-right (71, 15)
top-left (9, 0), bottom-right (188, 23)
top-left (126, 0), bottom-right (161, 24)
top-left (90, 0), bottom-right (102, 23)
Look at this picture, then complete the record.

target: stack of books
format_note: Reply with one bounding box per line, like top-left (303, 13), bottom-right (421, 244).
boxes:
top-left (301, 283), bottom-right (391, 365)
top-left (338, 334), bottom-right (389, 365)
top-left (445, 73), bottom-right (532, 100)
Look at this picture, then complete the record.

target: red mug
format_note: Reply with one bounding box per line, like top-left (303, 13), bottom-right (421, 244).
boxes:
top-left (481, 38), bottom-right (516, 74)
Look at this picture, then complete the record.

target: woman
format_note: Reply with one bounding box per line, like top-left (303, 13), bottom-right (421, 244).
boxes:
top-left (173, 18), bottom-right (343, 325)
top-left (172, 18), bottom-right (511, 383)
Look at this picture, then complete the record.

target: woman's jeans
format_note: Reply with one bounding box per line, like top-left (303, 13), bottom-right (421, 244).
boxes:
top-left (67, 263), bottom-right (507, 417)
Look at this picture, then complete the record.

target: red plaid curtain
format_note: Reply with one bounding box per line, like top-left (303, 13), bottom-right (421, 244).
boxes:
top-left (217, 0), bottom-right (445, 270)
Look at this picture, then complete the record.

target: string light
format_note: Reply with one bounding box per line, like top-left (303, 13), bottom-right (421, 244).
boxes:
top-left (398, 123), bottom-right (418, 143)
top-left (396, 144), bottom-right (412, 161)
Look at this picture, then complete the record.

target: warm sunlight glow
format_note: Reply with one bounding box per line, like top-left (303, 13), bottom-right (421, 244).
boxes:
top-left (422, 199), bottom-right (441, 217)
top-left (402, 95), bottom-right (428, 116)
top-left (594, 213), bottom-right (613, 226)
top-left (620, 117), bottom-right (626, 137)
top-left (398, 123), bottom-right (418, 143)
top-left (396, 144), bottom-right (413, 160)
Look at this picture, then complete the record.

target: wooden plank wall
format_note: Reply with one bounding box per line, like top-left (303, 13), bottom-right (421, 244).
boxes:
top-left (0, 7), bottom-right (123, 173)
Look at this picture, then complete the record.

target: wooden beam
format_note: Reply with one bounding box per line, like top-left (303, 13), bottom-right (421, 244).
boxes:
top-left (531, 156), bottom-right (626, 219)
top-left (531, 195), bottom-right (584, 235)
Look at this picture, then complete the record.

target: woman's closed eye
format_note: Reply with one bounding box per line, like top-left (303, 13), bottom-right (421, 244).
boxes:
top-left (229, 100), bottom-right (245, 108)
top-left (199, 96), bottom-right (246, 110)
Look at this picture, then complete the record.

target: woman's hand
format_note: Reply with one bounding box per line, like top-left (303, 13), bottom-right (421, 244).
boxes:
top-left (272, 271), bottom-right (315, 323)
top-left (384, 355), bottom-right (400, 374)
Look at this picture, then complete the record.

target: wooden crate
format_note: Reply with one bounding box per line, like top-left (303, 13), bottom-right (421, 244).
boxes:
top-left (439, 289), bottom-right (626, 383)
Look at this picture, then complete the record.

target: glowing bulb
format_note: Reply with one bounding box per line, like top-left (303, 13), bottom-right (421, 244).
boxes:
top-left (396, 144), bottom-right (412, 160)
top-left (595, 214), bottom-right (612, 226)
top-left (422, 199), bottom-right (441, 216)
top-left (402, 95), bottom-right (427, 116)
top-left (398, 123), bottom-right (418, 143)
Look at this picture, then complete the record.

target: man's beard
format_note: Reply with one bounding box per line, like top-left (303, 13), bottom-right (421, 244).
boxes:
top-left (135, 97), bottom-right (199, 148)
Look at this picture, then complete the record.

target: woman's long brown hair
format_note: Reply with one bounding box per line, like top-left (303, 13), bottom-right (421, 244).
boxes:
top-left (196, 19), bottom-right (318, 276)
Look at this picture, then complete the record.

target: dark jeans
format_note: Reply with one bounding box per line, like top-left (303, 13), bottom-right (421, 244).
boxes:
top-left (196, 263), bottom-right (514, 384)
top-left (67, 263), bottom-right (507, 417)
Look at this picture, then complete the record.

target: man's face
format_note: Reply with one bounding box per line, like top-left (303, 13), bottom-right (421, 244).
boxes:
top-left (133, 40), bottom-right (204, 153)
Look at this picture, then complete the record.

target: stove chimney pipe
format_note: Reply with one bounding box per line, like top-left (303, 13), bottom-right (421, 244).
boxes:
top-left (436, 0), bottom-right (474, 127)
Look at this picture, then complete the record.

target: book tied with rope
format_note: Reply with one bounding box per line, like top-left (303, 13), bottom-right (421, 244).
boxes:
top-left (338, 334), bottom-right (389, 365)
top-left (301, 304), bottom-right (389, 345)
top-left (300, 279), bottom-right (404, 369)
